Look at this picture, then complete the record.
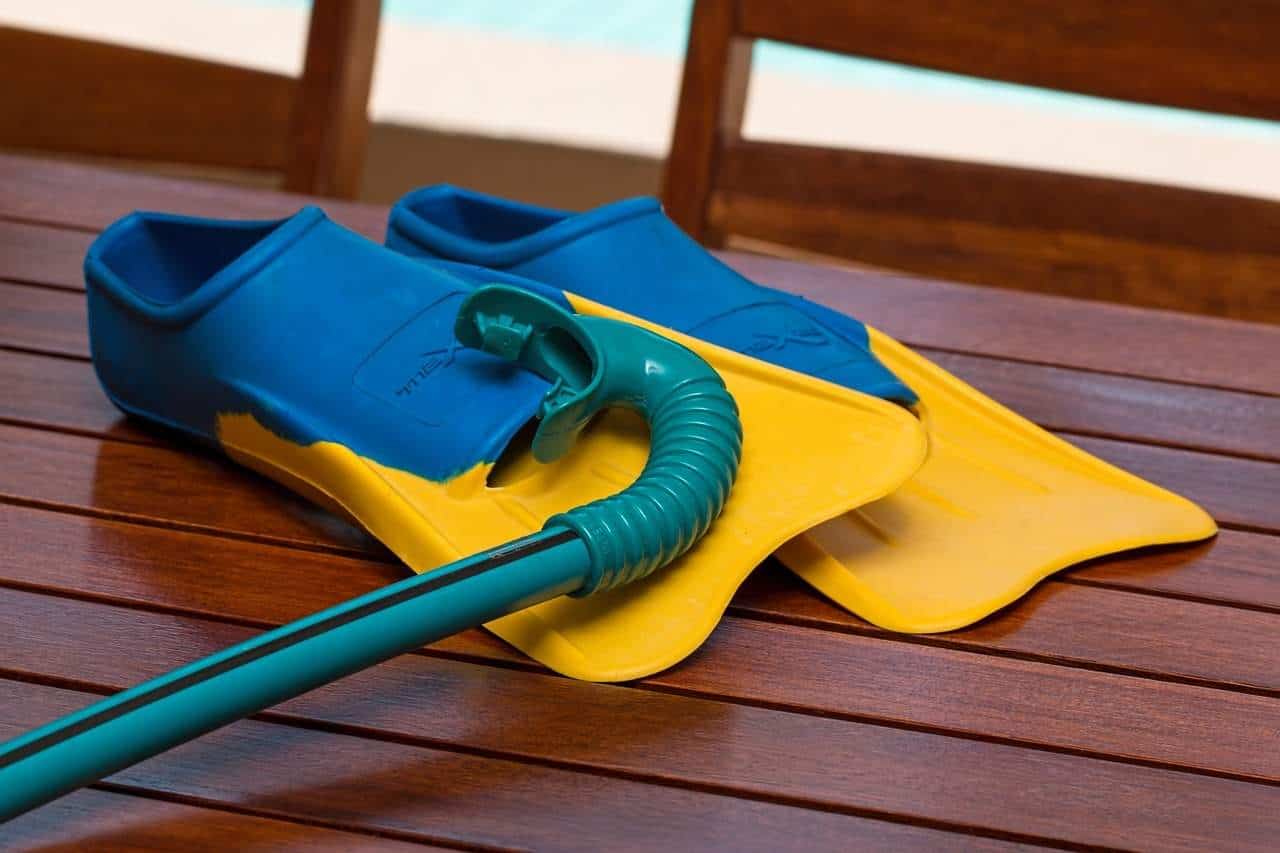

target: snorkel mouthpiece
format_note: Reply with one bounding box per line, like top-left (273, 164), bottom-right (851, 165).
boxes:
top-left (456, 285), bottom-right (743, 594)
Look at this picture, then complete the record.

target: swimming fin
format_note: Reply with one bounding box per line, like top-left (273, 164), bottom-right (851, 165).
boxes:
top-left (86, 208), bottom-right (926, 680)
top-left (387, 186), bottom-right (1218, 633)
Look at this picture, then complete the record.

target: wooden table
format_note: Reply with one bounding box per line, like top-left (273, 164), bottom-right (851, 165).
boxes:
top-left (1, 154), bottom-right (1277, 850)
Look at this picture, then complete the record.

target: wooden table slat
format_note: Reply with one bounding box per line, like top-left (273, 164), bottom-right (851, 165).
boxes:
top-left (921, 348), bottom-right (1280, 462)
top-left (0, 679), bottom-right (1040, 852)
top-left (1062, 528), bottom-right (1280, 608)
top-left (4, 788), bottom-right (445, 852)
top-left (0, 347), bottom-right (155, 444)
top-left (732, 567), bottom-right (1280, 692)
top-left (727, 254), bottom-right (1280, 396)
top-left (0, 419), bottom-right (379, 553)
top-left (0, 155), bottom-right (386, 240)
top-left (0, 219), bottom-right (92, 291)
top-left (1069, 434), bottom-right (1279, 532)
top-left (0, 280), bottom-right (85, 357)
top-left (2, 596), bottom-right (1278, 850)
top-left (3, 501), bottom-right (1278, 784)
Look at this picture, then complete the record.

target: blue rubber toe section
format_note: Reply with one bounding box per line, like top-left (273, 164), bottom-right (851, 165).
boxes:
top-left (85, 206), bottom-right (565, 481)
top-left (385, 185), bottom-right (917, 406)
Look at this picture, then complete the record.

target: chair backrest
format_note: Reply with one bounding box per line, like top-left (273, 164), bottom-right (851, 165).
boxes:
top-left (663, 0), bottom-right (1280, 321)
top-left (0, 0), bottom-right (381, 198)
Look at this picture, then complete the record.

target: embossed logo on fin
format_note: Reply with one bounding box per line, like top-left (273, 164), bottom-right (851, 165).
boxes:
top-left (745, 323), bottom-right (830, 355)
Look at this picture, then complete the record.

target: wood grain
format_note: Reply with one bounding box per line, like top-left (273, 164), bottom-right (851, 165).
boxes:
top-left (0, 27), bottom-right (294, 169)
top-left (661, 0), bottom-right (751, 243)
top-left (0, 679), bottom-right (1031, 851)
top-left (0, 155), bottom-right (385, 239)
top-left (0, 220), bottom-right (91, 290)
top-left (725, 251), bottom-right (1280, 395)
top-left (284, 0), bottom-right (381, 198)
top-left (711, 151), bottom-right (1280, 321)
top-left (6, 294), bottom-right (1278, 461)
top-left (0, 421), bottom-right (377, 554)
top-left (735, 0), bottom-right (1280, 121)
top-left (733, 566), bottom-right (1280, 692)
top-left (668, 2), bottom-right (1280, 320)
top-left (0, 348), bottom-right (146, 443)
top-left (3, 151), bottom-right (1276, 387)
top-left (3, 502), bottom-right (1278, 779)
top-left (719, 141), bottom-right (1280, 258)
top-left (3, 335), bottom-right (1279, 690)
top-left (1069, 434), bottom-right (1279, 531)
top-left (2, 597), bottom-right (1278, 849)
top-left (3, 0), bottom-right (380, 200)
top-left (0, 282), bottom-right (88, 357)
top-left (2, 788), bottom-right (441, 852)
top-left (1070, 529), bottom-right (1280, 609)
top-left (919, 349), bottom-right (1280, 461)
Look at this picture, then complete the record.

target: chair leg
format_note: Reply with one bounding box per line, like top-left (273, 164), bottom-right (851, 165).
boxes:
top-left (663, 0), bottom-right (752, 247)
top-left (285, 0), bottom-right (382, 198)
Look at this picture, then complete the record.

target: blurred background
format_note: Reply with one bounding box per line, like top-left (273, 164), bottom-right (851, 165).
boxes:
top-left (2, 0), bottom-right (1277, 320)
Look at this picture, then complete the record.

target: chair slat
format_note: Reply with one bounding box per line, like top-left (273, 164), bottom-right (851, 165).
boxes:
top-left (711, 140), bottom-right (1280, 320)
top-left (737, 0), bottom-right (1280, 120)
top-left (667, 1), bottom-right (1280, 318)
top-left (0, 27), bottom-right (294, 170)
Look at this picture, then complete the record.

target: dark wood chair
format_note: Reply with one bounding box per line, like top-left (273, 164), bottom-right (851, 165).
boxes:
top-left (0, 0), bottom-right (381, 199)
top-left (663, 0), bottom-right (1280, 322)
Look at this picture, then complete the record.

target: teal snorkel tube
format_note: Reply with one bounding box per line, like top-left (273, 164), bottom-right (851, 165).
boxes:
top-left (0, 284), bottom-right (743, 821)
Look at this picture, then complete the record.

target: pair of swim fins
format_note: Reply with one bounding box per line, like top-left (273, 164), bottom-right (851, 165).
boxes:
top-left (85, 208), bottom-right (924, 682)
top-left (85, 188), bottom-right (1215, 682)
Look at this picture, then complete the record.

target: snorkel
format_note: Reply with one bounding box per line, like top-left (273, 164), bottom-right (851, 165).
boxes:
top-left (0, 284), bottom-right (743, 821)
